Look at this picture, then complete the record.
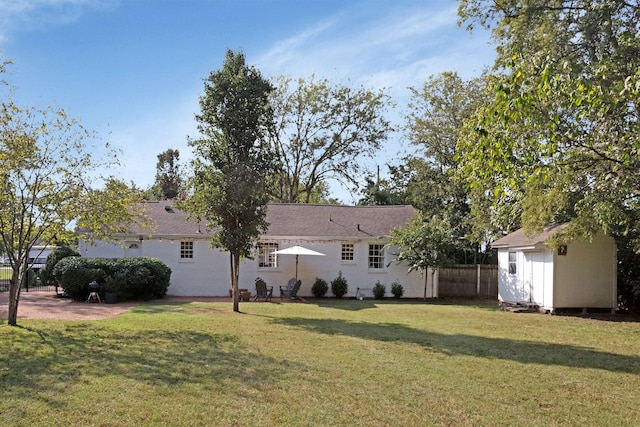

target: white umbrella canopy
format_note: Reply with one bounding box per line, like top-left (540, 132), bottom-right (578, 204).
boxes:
top-left (273, 245), bottom-right (325, 280)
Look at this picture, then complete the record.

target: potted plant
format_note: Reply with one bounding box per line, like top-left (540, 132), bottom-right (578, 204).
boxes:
top-left (103, 275), bottom-right (119, 304)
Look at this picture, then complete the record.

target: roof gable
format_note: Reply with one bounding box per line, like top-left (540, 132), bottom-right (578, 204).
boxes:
top-left (492, 224), bottom-right (568, 249)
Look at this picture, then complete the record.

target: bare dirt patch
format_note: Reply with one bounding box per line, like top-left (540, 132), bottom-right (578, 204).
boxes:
top-left (0, 291), bottom-right (140, 321)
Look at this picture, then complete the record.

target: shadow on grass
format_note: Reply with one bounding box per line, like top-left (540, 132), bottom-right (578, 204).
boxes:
top-left (306, 297), bottom-right (500, 312)
top-left (309, 298), bottom-right (378, 311)
top-left (0, 322), bottom-right (290, 404)
top-left (270, 317), bottom-right (640, 374)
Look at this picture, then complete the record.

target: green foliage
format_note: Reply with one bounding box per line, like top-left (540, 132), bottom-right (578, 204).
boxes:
top-left (311, 277), bottom-right (329, 298)
top-left (52, 257), bottom-right (106, 300)
top-left (372, 281), bottom-right (386, 300)
top-left (330, 272), bottom-right (349, 298)
top-left (53, 257), bottom-right (170, 301)
top-left (181, 49), bottom-right (275, 312)
top-left (0, 86), bottom-right (145, 325)
top-left (457, 1), bottom-right (640, 245)
top-left (269, 75), bottom-right (393, 203)
top-left (389, 212), bottom-right (460, 274)
top-left (391, 282), bottom-right (404, 299)
top-left (39, 245), bottom-right (79, 286)
top-left (145, 148), bottom-right (184, 200)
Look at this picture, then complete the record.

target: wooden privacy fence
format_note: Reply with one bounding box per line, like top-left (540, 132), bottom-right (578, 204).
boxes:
top-left (437, 265), bottom-right (498, 298)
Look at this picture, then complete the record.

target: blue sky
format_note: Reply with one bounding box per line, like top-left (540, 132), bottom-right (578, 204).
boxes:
top-left (0, 0), bottom-right (495, 203)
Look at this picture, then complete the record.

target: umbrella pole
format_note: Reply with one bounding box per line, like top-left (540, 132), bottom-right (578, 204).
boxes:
top-left (295, 255), bottom-right (299, 280)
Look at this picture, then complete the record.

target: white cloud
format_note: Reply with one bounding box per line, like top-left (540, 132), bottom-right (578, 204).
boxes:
top-left (0, 0), bottom-right (117, 43)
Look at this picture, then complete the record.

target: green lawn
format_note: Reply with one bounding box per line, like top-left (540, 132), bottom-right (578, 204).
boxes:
top-left (0, 267), bottom-right (11, 281)
top-left (1, 299), bottom-right (639, 426)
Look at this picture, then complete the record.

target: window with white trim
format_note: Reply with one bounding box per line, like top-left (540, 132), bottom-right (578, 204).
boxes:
top-left (508, 251), bottom-right (517, 275)
top-left (258, 243), bottom-right (279, 268)
top-left (341, 243), bottom-right (354, 262)
top-left (368, 244), bottom-right (385, 269)
top-left (180, 240), bottom-right (194, 259)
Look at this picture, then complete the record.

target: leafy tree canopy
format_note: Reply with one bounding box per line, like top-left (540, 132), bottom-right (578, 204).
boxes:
top-left (1, 57), bottom-right (144, 325)
top-left (457, 0), bottom-right (640, 247)
top-left (269, 75), bottom-right (393, 203)
top-left (145, 148), bottom-right (184, 200)
top-left (180, 49), bottom-right (276, 312)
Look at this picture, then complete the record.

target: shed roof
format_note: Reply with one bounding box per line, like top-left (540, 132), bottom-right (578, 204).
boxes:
top-left (135, 201), bottom-right (417, 239)
top-left (491, 223), bottom-right (568, 249)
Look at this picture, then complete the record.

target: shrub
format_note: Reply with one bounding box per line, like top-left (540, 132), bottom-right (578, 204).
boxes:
top-left (53, 257), bottom-right (171, 301)
top-left (372, 281), bottom-right (386, 299)
top-left (331, 272), bottom-right (348, 298)
top-left (39, 245), bottom-right (80, 287)
top-left (391, 282), bottom-right (404, 299)
top-left (311, 277), bottom-right (329, 298)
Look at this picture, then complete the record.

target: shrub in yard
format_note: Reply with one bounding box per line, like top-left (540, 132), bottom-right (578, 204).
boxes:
top-left (311, 277), bottom-right (329, 298)
top-left (331, 271), bottom-right (348, 298)
top-left (372, 281), bottom-right (386, 299)
top-left (52, 256), bottom-right (106, 300)
top-left (53, 257), bottom-right (171, 301)
top-left (39, 245), bottom-right (79, 287)
top-left (391, 282), bottom-right (404, 299)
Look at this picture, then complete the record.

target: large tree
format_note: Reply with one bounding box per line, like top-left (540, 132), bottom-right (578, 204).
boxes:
top-left (0, 100), bottom-right (143, 326)
top-left (388, 212), bottom-right (460, 298)
top-left (180, 50), bottom-right (275, 312)
top-left (269, 76), bottom-right (393, 203)
top-left (376, 72), bottom-right (492, 262)
top-left (457, 0), bottom-right (640, 245)
top-left (145, 148), bottom-right (184, 200)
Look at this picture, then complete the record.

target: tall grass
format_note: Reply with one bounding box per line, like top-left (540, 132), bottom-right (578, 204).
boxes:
top-left (1, 299), bottom-right (639, 426)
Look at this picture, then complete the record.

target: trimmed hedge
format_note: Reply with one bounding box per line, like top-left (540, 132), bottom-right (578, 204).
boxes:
top-left (39, 245), bottom-right (80, 287)
top-left (53, 257), bottom-right (171, 301)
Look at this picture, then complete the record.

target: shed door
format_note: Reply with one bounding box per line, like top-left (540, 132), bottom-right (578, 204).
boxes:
top-left (524, 252), bottom-right (545, 305)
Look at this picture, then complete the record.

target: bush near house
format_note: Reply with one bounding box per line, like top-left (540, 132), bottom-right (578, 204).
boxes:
top-left (372, 281), bottom-right (386, 299)
top-left (311, 277), bottom-right (329, 298)
top-left (39, 245), bottom-right (80, 287)
top-left (53, 257), bottom-right (171, 301)
top-left (391, 282), bottom-right (404, 299)
top-left (331, 272), bottom-right (348, 298)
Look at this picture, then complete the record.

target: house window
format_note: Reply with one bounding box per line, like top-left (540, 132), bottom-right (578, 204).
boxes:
top-left (508, 251), bottom-right (517, 275)
top-left (368, 244), bottom-right (385, 269)
top-left (341, 243), bottom-right (354, 262)
top-left (180, 240), bottom-right (194, 259)
top-left (259, 243), bottom-right (279, 268)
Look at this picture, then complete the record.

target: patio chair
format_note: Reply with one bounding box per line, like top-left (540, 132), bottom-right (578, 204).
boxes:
top-left (280, 279), bottom-right (302, 301)
top-left (279, 277), bottom-right (297, 301)
top-left (253, 277), bottom-right (273, 302)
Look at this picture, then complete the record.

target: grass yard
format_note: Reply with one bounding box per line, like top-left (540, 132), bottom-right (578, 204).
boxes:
top-left (1, 299), bottom-right (640, 426)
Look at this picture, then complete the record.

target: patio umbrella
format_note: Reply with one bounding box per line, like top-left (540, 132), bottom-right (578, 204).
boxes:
top-left (273, 245), bottom-right (325, 280)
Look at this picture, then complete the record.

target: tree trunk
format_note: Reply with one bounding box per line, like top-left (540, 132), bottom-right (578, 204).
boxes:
top-left (423, 265), bottom-right (429, 299)
top-left (7, 267), bottom-right (24, 326)
top-left (230, 252), bottom-right (239, 312)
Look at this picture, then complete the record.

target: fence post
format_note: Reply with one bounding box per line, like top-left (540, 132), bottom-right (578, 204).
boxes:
top-left (476, 264), bottom-right (480, 295)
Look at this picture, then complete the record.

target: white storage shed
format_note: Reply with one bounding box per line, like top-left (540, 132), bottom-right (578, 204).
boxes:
top-left (492, 224), bottom-right (617, 313)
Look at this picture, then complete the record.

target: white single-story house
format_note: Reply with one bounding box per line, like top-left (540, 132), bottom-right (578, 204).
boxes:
top-left (79, 202), bottom-right (437, 298)
top-left (492, 224), bottom-right (617, 313)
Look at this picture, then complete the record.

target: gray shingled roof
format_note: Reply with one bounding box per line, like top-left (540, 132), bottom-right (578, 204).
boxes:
top-left (491, 223), bottom-right (568, 248)
top-left (135, 202), bottom-right (417, 239)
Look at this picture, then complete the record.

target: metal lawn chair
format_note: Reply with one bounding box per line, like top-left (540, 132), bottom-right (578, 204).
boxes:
top-left (280, 279), bottom-right (302, 301)
top-left (253, 277), bottom-right (273, 302)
